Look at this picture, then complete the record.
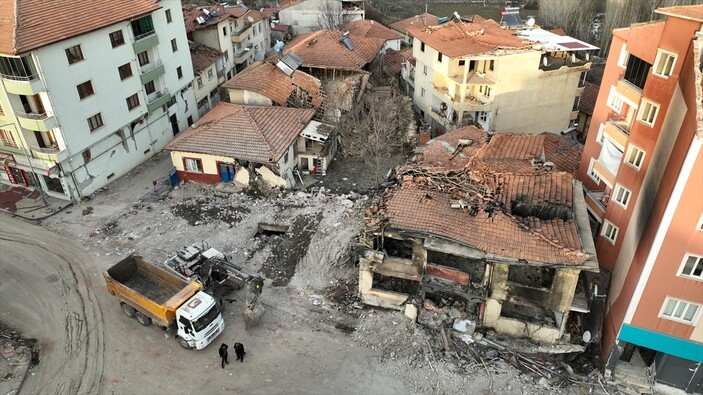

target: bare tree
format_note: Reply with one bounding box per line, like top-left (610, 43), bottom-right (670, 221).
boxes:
top-left (316, 0), bottom-right (344, 30)
top-left (539, 0), bottom-right (604, 43)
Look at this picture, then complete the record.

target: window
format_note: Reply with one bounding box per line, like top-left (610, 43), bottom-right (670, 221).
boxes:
top-left (624, 54), bottom-right (651, 90)
top-left (625, 145), bottom-right (645, 169)
top-left (607, 86), bottom-right (624, 113)
top-left (197, 77), bottom-right (203, 88)
top-left (588, 158), bottom-right (602, 184)
top-left (0, 55), bottom-right (37, 79)
top-left (171, 38), bottom-right (178, 52)
top-left (65, 45), bottom-right (84, 64)
top-left (596, 123), bottom-right (605, 144)
top-left (617, 44), bottom-right (629, 68)
top-left (118, 63), bottom-right (133, 80)
top-left (144, 81), bottom-right (155, 95)
top-left (223, 26), bottom-right (227, 36)
top-left (177, 66), bottom-right (183, 79)
top-left (137, 51), bottom-right (150, 67)
top-left (601, 220), bottom-right (618, 243)
top-left (478, 111), bottom-right (488, 123)
top-left (166, 96), bottom-right (176, 108)
top-left (76, 80), bottom-right (94, 99)
top-left (166, 9), bottom-right (172, 23)
top-left (612, 184), bottom-right (631, 208)
top-left (423, 65), bottom-right (427, 75)
top-left (638, 100), bottom-right (659, 126)
top-left (126, 93), bottom-right (140, 110)
top-left (208, 69), bottom-right (214, 80)
top-left (479, 85), bottom-right (491, 98)
top-left (224, 50), bottom-right (229, 61)
top-left (437, 52), bottom-right (443, 62)
top-left (87, 113), bottom-right (104, 132)
top-left (0, 129), bottom-right (18, 148)
top-left (678, 254), bottom-right (703, 280)
top-left (420, 88), bottom-right (425, 98)
top-left (660, 297), bottom-right (701, 324)
top-left (653, 49), bottom-right (676, 78)
top-left (184, 158), bottom-right (202, 173)
top-left (131, 15), bottom-right (155, 37)
top-left (420, 42), bottom-right (425, 52)
top-left (489, 59), bottom-right (495, 71)
top-left (459, 60), bottom-right (465, 66)
top-left (109, 30), bottom-right (125, 48)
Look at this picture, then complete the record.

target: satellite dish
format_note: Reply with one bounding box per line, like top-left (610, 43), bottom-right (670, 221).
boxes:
top-left (247, 16), bottom-right (254, 23)
top-left (582, 331), bottom-right (592, 343)
top-left (527, 18), bottom-right (535, 27)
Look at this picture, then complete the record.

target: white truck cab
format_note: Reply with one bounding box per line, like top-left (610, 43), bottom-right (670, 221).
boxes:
top-left (175, 291), bottom-right (225, 350)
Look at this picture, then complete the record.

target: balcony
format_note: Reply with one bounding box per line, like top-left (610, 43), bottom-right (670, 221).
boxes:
top-left (584, 189), bottom-right (607, 220)
top-left (15, 111), bottom-right (57, 131)
top-left (592, 160), bottom-right (617, 188)
top-left (1, 73), bottom-right (43, 95)
top-left (615, 78), bottom-right (641, 105)
top-left (231, 22), bottom-right (251, 37)
top-left (539, 54), bottom-right (590, 72)
top-left (29, 144), bottom-right (68, 162)
top-left (233, 48), bottom-right (252, 64)
top-left (604, 117), bottom-right (631, 148)
top-left (146, 89), bottom-right (171, 113)
top-left (217, 69), bottom-right (225, 83)
top-left (132, 31), bottom-right (159, 53)
top-left (139, 60), bottom-right (165, 84)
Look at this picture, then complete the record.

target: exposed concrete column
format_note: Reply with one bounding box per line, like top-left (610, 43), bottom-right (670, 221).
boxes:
top-left (411, 238), bottom-right (426, 271)
top-left (484, 263), bottom-right (508, 326)
top-left (358, 258), bottom-right (373, 295)
top-left (548, 269), bottom-right (580, 313)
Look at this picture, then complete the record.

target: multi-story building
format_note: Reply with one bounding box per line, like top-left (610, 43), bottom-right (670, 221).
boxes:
top-left (577, 5), bottom-right (703, 392)
top-left (0, 0), bottom-right (198, 201)
top-left (278, 0), bottom-right (365, 34)
top-left (190, 42), bottom-right (225, 116)
top-left (406, 17), bottom-right (598, 135)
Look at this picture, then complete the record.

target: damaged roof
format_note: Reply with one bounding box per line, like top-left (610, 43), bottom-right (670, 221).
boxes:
top-left (189, 42), bottom-right (224, 73)
top-left (280, 30), bottom-right (385, 70)
top-left (383, 48), bottom-right (415, 74)
top-left (578, 82), bottom-right (600, 116)
top-left (389, 13), bottom-right (440, 36)
top-left (183, 5), bottom-right (263, 33)
top-left (407, 19), bottom-right (530, 58)
top-left (165, 103), bottom-right (315, 164)
top-left (222, 61), bottom-right (324, 108)
top-left (339, 19), bottom-right (403, 42)
top-left (1, 0), bottom-right (160, 55)
top-left (371, 127), bottom-right (592, 266)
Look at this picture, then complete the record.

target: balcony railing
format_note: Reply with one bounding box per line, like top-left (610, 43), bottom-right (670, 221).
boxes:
top-left (29, 144), bottom-right (60, 154)
top-left (0, 73), bottom-right (38, 81)
top-left (133, 30), bottom-right (156, 42)
top-left (608, 117), bottom-right (631, 136)
top-left (15, 110), bottom-right (48, 120)
top-left (147, 89), bottom-right (169, 104)
top-left (140, 59), bottom-right (163, 75)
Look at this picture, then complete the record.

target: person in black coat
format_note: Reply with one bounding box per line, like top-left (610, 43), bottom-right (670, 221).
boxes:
top-left (233, 342), bottom-right (246, 362)
top-left (218, 343), bottom-right (229, 368)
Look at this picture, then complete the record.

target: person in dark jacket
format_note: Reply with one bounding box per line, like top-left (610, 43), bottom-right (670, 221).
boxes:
top-left (233, 342), bottom-right (246, 362)
top-left (218, 343), bottom-right (229, 368)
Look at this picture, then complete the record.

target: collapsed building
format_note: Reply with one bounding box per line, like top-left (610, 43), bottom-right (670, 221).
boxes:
top-left (358, 126), bottom-right (601, 353)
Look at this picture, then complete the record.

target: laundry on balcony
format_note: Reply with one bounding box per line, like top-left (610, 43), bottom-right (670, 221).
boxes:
top-left (597, 138), bottom-right (623, 176)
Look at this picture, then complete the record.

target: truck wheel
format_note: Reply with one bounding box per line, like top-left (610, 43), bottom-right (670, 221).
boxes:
top-left (178, 337), bottom-right (193, 350)
top-left (135, 312), bottom-right (152, 326)
top-left (120, 302), bottom-right (136, 318)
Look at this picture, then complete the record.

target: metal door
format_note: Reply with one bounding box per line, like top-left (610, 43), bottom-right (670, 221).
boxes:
top-left (218, 163), bottom-right (235, 182)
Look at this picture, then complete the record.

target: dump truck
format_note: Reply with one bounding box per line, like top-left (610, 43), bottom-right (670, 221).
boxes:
top-left (104, 254), bottom-right (225, 350)
top-left (164, 242), bottom-right (266, 329)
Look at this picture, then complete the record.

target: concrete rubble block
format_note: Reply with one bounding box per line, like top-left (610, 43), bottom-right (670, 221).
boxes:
top-left (404, 304), bottom-right (418, 321)
top-left (340, 199), bottom-right (354, 208)
top-left (452, 319), bottom-right (476, 336)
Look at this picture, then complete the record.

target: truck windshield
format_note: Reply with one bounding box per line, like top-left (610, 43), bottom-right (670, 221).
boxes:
top-left (192, 303), bottom-right (220, 332)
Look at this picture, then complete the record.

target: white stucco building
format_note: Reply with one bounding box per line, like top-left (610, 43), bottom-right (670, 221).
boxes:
top-left (0, 0), bottom-right (198, 201)
top-left (278, 0), bottom-right (365, 35)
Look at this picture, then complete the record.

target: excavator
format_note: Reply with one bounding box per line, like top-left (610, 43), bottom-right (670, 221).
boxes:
top-left (164, 242), bottom-right (265, 329)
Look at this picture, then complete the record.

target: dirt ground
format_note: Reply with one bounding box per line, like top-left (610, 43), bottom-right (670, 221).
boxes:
top-left (0, 151), bottom-right (612, 394)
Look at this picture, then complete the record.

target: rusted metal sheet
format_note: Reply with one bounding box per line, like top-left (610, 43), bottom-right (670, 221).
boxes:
top-left (425, 264), bottom-right (470, 284)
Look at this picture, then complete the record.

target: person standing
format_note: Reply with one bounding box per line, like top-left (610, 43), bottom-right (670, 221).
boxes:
top-left (233, 342), bottom-right (246, 362)
top-left (218, 343), bottom-right (229, 368)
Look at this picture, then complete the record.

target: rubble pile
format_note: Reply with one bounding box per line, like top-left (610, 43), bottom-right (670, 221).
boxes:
top-left (0, 323), bottom-right (36, 395)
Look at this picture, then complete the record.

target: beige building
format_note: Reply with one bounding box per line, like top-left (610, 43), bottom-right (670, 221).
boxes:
top-left (405, 18), bottom-right (598, 135)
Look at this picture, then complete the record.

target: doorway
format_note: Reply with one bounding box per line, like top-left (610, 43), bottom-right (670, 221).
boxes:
top-left (218, 163), bottom-right (235, 182)
top-left (170, 114), bottom-right (179, 136)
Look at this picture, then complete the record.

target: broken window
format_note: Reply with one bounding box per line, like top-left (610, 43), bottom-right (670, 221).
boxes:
top-left (501, 300), bottom-right (555, 327)
top-left (426, 250), bottom-right (484, 284)
top-left (507, 265), bottom-right (555, 289)
top-left (373, 273), bottom-right (419, 294)
top-left (382, 238), bottom-right (413, 259)
top-left (623, 54), bottom-right (651, 90)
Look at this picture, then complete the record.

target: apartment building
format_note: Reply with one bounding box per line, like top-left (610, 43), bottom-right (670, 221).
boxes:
top-left (0, 0), bottom-right (198, 201)
top-left (406, 17), bottom-right (598, 135)
top-left (576, 5), bottom-right (703, 392)
top-left (278, 0), bottom-right (365, 34)
top-left (189, 42), bottom-right (225, 116)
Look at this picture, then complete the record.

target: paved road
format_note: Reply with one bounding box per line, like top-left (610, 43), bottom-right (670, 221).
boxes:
top-left (0, 216), bottom-right (105, 394)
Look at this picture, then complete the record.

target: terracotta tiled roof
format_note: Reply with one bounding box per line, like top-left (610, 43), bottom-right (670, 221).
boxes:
top-left (579, 82), bottom-right (599, 116)
top-left (548, 28), bottom-right (568, 36)
top-left (262, 7), bottom-right (278, 18)
top-left (339, 19), bottom-right (403, 42)
top-left (383, 48), bottom-right (414, 74)
top-left (381, 183), bottom-right (588, 264)
top-left (190, 42), bottom-right (224, 73)
top-left (656, 5), bottom-right (703, 22)
top-left (407, 19), bottom-right (529, 58)
top-left (183, 5), bottom-right (229, 33)
top-left (389, 13), bottom-right (440, 36)
top-left (165, 103), bottom-right (315, 164)
top-left (280, 30), bottom-right (385, 70)
top-left (413, 125), bottom-right (487, 170)
top-left (222, 61), bottom-right (323, 108)
top-left (278, 0), bottom-right (305, 10)
top-left (1, 0), bottom-right (160, 55)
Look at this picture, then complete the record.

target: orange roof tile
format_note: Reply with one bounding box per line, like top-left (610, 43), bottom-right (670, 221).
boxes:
top-left (1, 0), bottom-right (160, 55)
top-left (281, 30), bottom-right (385, 70)
top-left (413, 125), bottom-right (487, 170)
top-left (190, 42), bottom-right (224, 73)
top-left (222, 61), bottom-right (323, 108)
top-left (183, 5), bottom-right (230, 33)
top-left (383, 48), bottom-right (414, 74)
top-left (339, 19), bottom-right (403, 42)
top-left (389, 13), bottom-right (440, 36)
top-left (578, 81), bottom-right (600, 116)
top-left (548, 28), bottom-right (568, 36)
top-left (656, 5), bottom-right (703, 22)
top-left (165, 103), bottom-right (315, 164)
top-left (407, 19), bottom-right (529, 58)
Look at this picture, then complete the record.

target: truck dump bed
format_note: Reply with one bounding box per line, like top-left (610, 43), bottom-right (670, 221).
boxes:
top-left (105, 254), bottom-right (201, 327)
